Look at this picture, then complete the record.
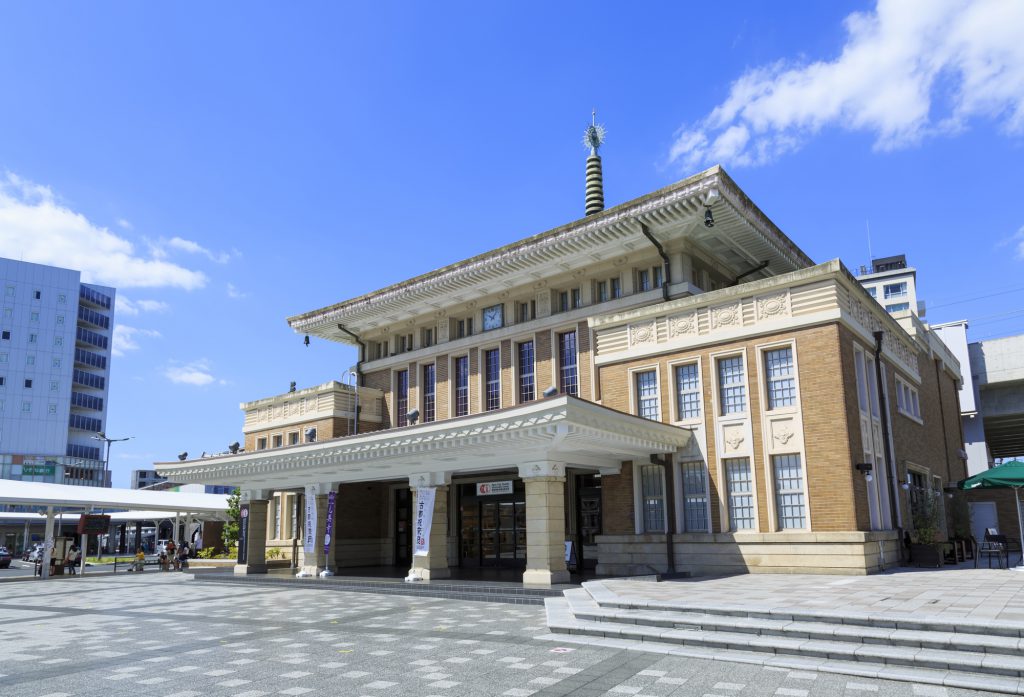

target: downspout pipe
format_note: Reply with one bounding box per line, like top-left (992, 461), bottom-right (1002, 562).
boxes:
top-left (731, 260), bottom-right (770, 286)
top-left (639, 224), bottom-right (671, 302)
top-left (337, 324), bottom-right (365, 435)
top-left (873, 330), bottom-right (904, 561)
top-left (650, 453), bottom-right (676, 575)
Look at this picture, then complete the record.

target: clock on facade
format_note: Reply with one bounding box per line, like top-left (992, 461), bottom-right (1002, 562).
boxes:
top-left (482, 304), bottom-right (503, 331)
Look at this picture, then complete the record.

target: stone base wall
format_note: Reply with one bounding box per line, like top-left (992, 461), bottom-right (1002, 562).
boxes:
top-left (334, 537), bottom-right (393, 568)
top-left (596, 532), bottom-right (902, 577)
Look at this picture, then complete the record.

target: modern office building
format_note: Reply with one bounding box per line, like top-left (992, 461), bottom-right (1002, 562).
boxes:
top-left (131, 468), bottom-right (167, 489)
top-left (856, 255), bottom-right (925, 317)
top-left (158, 153), bottom-right (965, 584)
top-left (0, 258), bottom-right (115, 488)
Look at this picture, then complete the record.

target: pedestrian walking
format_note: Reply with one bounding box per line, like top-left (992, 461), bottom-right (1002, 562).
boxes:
top-left (132, 547), bottom-right (145, 572)
top-left (166, 539), bottom-right (177, 570)
top-left (177, 542), bottom-right (189, 571)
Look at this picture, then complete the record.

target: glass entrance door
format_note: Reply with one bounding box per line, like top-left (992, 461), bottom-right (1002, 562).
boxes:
top-left (459, 484), bottom-right (526, 568)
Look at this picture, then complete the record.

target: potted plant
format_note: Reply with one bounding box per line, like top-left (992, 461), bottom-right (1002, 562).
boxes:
top-left (910, 493), bottom-right (944, 568)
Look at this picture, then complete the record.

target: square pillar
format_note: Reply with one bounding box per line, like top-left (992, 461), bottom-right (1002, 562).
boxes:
top-left (235, 492), bottom-right (269, 575)
top-left (409, 472), bottom-right (451, 580)
top-left (519, 461), bottom-right (569, 586)
top-left (299, 483), bottom-right (338, 576)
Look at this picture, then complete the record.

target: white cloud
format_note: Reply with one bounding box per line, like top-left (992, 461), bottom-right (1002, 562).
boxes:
top-left (117, 296), bottom-right (170, 317)
top-left (669, 0), bottom-right (1024, 170)
top-left (164, 358), bottom-right (226, 386)
top-left (112, 325), bottom-right (162, 356)
top-left (165, 236), bottom-right (233, 264)
top-left (1012, 225), bottom-right (1024, 260)
top-left (226, 282), bottom-right (247, 299)
top-left (0, 173), bottom-right (207, 289)
top-left (116, 218), bottom-right (133, 230)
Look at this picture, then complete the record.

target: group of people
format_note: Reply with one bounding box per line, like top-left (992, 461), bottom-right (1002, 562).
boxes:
top-left (157, 539), bottom-right (191, 571)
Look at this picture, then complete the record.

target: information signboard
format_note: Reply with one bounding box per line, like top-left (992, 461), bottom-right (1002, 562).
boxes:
top-left (77, 514), bottom-right (111, 535)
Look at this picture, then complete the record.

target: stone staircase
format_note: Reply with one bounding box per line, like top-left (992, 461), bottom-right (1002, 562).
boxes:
top-left (541, 580), bottom-right (1024, 694)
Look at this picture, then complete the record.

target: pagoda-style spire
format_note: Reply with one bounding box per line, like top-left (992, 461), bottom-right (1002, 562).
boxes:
top-left (583, 110), bottom-right (606, 216)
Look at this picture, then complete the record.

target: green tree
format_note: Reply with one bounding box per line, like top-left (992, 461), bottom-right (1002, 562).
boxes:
top-left (222, 488), bottom-right (241, 549)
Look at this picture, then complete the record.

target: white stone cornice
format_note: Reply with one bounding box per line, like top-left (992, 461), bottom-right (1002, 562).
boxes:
top-left (287, 166), bottom-right (814, 341)
top-left (155, 396), bottom-right (690, 490)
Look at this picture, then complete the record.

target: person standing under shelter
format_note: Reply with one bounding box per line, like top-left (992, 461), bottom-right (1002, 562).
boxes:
top-left (64, 544), bottom-right (78, 575)
top-left (166, 539), bottom-right (177, 570)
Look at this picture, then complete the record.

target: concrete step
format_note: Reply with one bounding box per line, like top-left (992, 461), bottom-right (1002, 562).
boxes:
top-left (540, 600), bottom-right (1024, 695)
top-left (582, 580), bottom-right (1024, 639)
top-left (196, 573), bottom-right (564, 605)
top-left (545, 595), bottom-right (1024, 694)
top-left (563, 588), bottom-right (1024, 657)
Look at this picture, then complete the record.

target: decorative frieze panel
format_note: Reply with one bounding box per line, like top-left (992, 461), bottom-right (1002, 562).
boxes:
top-left (710, 302), bottom-right (743, 330)
top-left (628, 321), bottom-right (658, 346)
top-left (667, 312), bottom-right (698, 338)
top-left (755, 291), bottom-right (791, 321)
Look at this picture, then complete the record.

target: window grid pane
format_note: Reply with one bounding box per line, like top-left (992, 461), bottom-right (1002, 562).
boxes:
top-left (518, 341), bottom-right (535, 403)
top-left (725, 458), bottom-right (755, 531)
top-left (635, 370), bottom-right (659, 420)
top-left (718, 356), bottom-right (746, 415)
top-left (485, 348), bottom-right (500, 411)
top-left (396, 370), bottom-right (409, 427)
top-left (773, 454), bottom-right (806, 529)
top-left (674, 363), bottom-right (701, 419)
top-left (640, 465), bottom-right (665, 533)
top-left (454, 356), bottom-right (469, 417)
top-left (558, 331), bottom-right (578, 396)
top-left (681, 460), bottom-right (709, 532)
top-left (422, 364), bottom-right (436, 423)
top-left (765, 347), bottom-right (796, 409)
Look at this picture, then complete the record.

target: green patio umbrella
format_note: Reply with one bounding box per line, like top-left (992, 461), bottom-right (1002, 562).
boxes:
top-left (959, 460), bottom-right (1024, 568)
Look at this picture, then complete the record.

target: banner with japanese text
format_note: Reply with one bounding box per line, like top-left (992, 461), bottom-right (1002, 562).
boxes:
top-left (412, 487), bottom-right (436, 556)
top-left (303, 485), bottom-right (317, 555)
top-left (323, 491), bottom-right (336, 557)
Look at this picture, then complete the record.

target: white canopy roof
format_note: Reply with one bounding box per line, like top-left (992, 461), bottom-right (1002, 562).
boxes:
top-left (0, 479), bottom-right (230, 515)
top-left (0, 510), bottom-right (227, 523)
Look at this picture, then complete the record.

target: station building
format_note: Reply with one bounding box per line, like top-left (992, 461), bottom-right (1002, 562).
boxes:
top-left (156, 163), bottom-right (966, 585)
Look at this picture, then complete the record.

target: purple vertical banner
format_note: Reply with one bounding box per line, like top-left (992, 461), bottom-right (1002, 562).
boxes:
top-left (323, 491), bottom-right (336, 558)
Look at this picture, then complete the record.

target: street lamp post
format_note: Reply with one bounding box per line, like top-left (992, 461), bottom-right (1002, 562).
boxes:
top-left (91, 432), bottom-right (132, 557)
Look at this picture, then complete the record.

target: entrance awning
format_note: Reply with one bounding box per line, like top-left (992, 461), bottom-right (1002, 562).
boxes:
top-left (0, 479), bottom-right (230, 516)
top-left (155, 395), bottom-right (691, 491)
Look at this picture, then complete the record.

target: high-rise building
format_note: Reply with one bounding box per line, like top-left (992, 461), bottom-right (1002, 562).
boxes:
top-left (131, 468), bottom-right (167, 489)
top-left (0, 258), bottom-right (115, 487)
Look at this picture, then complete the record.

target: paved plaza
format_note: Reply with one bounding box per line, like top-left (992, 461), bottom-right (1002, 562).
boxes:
top-left (0, 573), bottom-right (1010, 697)
top-left (598, 567), bottom-right (1024, 624)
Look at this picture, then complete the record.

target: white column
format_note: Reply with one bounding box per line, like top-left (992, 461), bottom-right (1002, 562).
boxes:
top-left (299, 483), bottom-right (338, 575)
top-left (41, 506), bottom-right (55, 580)
top-left (519, 461), bottom-right (570, 587)
top-left (409, 472), bottom-right (451, 580)
top-left (185, 512), bottom-right (194, 549)
top-left (22, 520), bottom-right (30, 554)
top-left (174, 512), bottom-right (181, 544)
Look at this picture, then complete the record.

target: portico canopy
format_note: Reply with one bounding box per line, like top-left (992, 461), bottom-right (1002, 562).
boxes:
top-left (155, 395), bottom-right (692, 491)
top-left (0, 479), bottom-right (230, 516)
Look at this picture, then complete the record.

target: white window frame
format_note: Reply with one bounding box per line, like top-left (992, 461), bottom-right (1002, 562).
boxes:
top-left (895, 374), bottom-right (923, 423)
top-left (761, 343), bottom-right (799, 412)
top-left (633, 463), bottom-right (668, 534)
top-left (450, 353), bottom-right (470, 418)
top-left (628, 365), bottom-right (661, 422)
top-left (512, 334), bottom-right (536, 405)
top-left (714, 353), bottom-right (749, 417)
top-left (883, 282), bottom-right (908, 300)
top-left (481, 344), bottom-right (502, 412)
top-left (771, 453), bottom-right (808, 530)
top-left (669, 358), bottom-right (703, 424)
top-left (550, 324), bottom-right (581, 397)
top-left (677, 457), bottom-right (711, 533)
top-left (724, 457), bottom-right (756, 531)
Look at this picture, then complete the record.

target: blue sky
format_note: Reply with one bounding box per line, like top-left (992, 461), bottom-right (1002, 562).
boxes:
top-left (0, 1), bottom-right (1022, 487)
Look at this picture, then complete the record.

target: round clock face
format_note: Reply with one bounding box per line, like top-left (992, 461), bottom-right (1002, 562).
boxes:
top-left (483, 304), bottom-right (503, 330)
